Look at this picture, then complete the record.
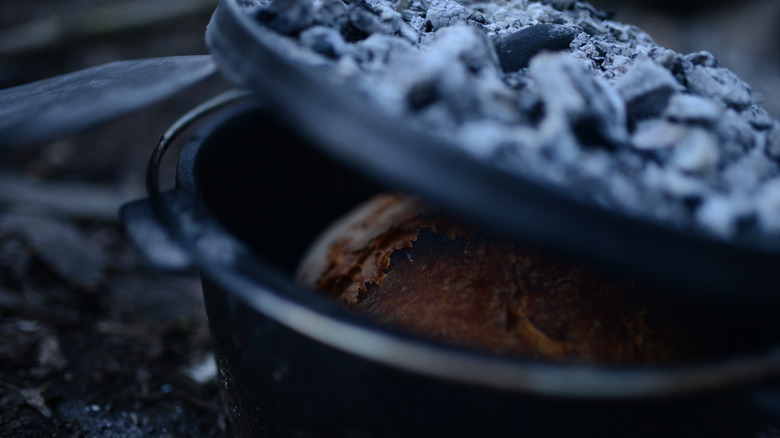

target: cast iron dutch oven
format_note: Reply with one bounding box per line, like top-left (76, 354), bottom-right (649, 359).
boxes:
top-left (0, 0), bottom-right (778, 436)
top-left (118, 93), bottom-right (780, 438)
top-left (114, 0), bottom-right (780, 436)
top-left (114, 1), bottom-right (780, 437)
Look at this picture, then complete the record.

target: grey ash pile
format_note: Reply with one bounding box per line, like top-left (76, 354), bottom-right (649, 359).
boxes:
top-left (246, 0), bottom-right (780, 244)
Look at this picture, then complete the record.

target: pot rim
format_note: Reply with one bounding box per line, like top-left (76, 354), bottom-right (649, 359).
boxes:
top-left (146, 101), bottom-right (780, 400)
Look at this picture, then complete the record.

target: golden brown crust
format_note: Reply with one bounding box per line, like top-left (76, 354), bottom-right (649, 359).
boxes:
top-left (297, 194), bottom-right (704, 365)
top-left (296, 194), bottom-right (468, 304)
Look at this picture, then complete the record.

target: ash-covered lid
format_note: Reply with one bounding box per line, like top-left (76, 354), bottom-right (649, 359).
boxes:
top-left (206, 0), bottom-right (780, 301)
top-left (231, 0), bottom-right (779, 244)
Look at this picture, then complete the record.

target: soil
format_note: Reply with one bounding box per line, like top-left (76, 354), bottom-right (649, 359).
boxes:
top-left (1, 1), bottom-right (231, 436)
top-left (0, 0), bottom-right (778, 437)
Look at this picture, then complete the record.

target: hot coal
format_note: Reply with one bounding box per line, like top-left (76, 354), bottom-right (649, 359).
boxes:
top-left (614, 57), bottom-right (683, 121)
top-left (244, 0), bottom-right (780, 246)
top-left (254, 0), bottom-right (314, 35)
top-left (493, 24), bottom-right (582, 72)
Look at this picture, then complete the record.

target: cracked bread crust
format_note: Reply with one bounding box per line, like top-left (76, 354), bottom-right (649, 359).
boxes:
top-left (296, 193), bottom-right (701, 365)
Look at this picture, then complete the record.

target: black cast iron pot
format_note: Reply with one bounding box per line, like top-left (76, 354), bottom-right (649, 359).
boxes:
top-left (122, 100), bottom-right (780, 438)
top-left (1, 0), bottom-right (777, 435)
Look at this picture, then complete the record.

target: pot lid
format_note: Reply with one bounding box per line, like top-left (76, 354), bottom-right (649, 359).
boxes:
top-left (0, 56), bottom-right (217, 147)
top-left (204, 0), bottom-right (780, 306)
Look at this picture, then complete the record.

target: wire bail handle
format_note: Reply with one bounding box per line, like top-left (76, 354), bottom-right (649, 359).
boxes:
top-left (145, 89), bottom-right (253, 198)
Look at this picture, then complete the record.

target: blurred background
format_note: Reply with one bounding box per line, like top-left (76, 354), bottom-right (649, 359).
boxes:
top-left (0, 0), bottom-right (777, 436)
top-left (597, 0), bottom-right (780, 118)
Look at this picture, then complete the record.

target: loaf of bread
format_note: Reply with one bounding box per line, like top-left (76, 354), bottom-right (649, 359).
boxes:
top-left (296, 194), bottom-right (707, 365)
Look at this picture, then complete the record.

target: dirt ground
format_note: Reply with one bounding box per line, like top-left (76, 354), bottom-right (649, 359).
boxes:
top-left (0, 1), bottom-right (231, 436)
top-left (0, 0), bottom-right (778, 437)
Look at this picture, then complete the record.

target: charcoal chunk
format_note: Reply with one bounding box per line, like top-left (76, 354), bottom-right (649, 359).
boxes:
top-left (392, 25), bottom-right (509, 121)
top-left (685, 51), bottom-right (718, 68)
top-left (467, 11), bottom-right (487, 25)
top-left (576, 16), bottom-right (606, 36)
top-left (722, 151), bottom-right (778, 192)
top-left (662, 93), bottom-right (722, 125)
top-left (493, 24), bottom-right (582, 73)
top-left (354, 34), bottom-right (413, 72)
top-left (686, 66), bottom-right (752, 110)
top-left (256, 0), bottom-right (314, 35)
top-left (313, 0), bottom-right (348, 27)
top-left (718, 109), bottom-right (758, 156)
top-left (648, 47), bottom-right (693, 86)
top-left (614, 58), bottom-right (684, 120)
top-left (300, 26), bottom-right (349, 58)
top-left (406, 80), bottom-right (438, 111)
top-left (743, 104), bottom-right (775, 130)
top-left (529, 53), bottom-right (628, 148)
top-left (425, 0), bottom-right (467, 31)
top-left (349, 6), bottom-right (385, 35)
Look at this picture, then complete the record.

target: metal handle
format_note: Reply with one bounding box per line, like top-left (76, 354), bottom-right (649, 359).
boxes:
top-left (121, 89), bottom-right (253, 273)
top-left (146, 88), bottom-right (254, 197)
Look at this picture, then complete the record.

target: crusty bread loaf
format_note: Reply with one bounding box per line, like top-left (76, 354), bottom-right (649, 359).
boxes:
top-left (297, 193), bottom-right (707, 365)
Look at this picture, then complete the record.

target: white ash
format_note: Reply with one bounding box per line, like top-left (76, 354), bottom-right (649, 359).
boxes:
top-left (246, 0), bottom-right (780, 245)
top-left (426, 0), bottom-right (468, 31)
top-left (662, 94), bottom-right (723, 125)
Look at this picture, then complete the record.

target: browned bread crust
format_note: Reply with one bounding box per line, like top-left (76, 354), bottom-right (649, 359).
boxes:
top-left (297, 194), bottom-right (705, 365)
